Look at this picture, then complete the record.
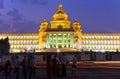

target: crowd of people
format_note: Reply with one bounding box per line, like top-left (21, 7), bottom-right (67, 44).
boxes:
top-left (0, 53), bottom-right (78, 79)
top-left (46, 54), bottom-right (78, 79)
top-left (0, 54), bottom-right (36, 79)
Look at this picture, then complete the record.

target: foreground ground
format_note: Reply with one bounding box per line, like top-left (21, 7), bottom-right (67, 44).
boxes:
top-left (1, 68), bottom-right (120, 79)
top-left (1, 61), bottom-right (120, 79)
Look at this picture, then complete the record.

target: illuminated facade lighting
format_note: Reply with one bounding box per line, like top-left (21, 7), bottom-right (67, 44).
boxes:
top-left (0, 4), bottom-right (120, 52)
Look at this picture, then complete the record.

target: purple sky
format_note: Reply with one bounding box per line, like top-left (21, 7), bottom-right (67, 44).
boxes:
top-left (0, 0), bottom-right (120, 33)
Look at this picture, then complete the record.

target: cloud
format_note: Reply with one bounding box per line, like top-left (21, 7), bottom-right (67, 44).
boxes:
top-left (10, 0), bottom-right (14, 3)
top-left (0, 19), bottom-right (3, 24)
top-left (0, 20), bottom-right (2, 24)
top-left (7, 8), bottom-right (23, 21)
top-left (31, 0), bottom-right (48, 5)
top-left (0, 21), bottom-right (12, 33)
top-left (0, 12), bottom-right (1, 16)
top-left (13, 21), bottom-right (39, 33)
top-left (19, 0), bottom-right (48, 5)
top-left (0, 0), bottom-right (4, 9)
top-left (0, 19), bottom-right (39, 33)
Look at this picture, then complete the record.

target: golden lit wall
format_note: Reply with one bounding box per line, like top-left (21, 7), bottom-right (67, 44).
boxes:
top-left (0, 4), bottom-right (120, 53)
top-left (0, 33), bottom-right (39, 52)
top-left (82, 33), bottom-right (120, 52)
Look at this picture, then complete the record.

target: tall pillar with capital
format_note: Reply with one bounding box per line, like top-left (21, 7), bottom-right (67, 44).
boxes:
top-left (52, 33), bottom-right (54, 48)
top-left (66, 33), bottom-right (68, 48)
top-left (72, 19), bottom-right (82, 50)
top-left (56, 33), bottom-right (58, 48)
top-left (62, 33), bottom-right (64, 48)
top-left (38, 19), bottom-right (48, 49)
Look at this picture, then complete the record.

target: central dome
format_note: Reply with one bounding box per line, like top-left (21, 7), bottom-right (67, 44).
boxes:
top-left (53, 4), bottom-right (68, 20)
top-left (51, 4), bottom-right (70, 29)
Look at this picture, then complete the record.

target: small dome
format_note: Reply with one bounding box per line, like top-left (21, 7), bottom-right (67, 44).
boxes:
top-left (73, 19), bottom-right (80, 25)
top-left (41, 19), bottom-right (48, 25)
top-left (53, 4), bottom-right (68, 20)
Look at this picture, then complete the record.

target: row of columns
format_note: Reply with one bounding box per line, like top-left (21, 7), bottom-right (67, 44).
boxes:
top-left (46, 32), bottom-right (74, 48)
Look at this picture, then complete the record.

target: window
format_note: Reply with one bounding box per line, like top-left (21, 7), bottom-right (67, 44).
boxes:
top-left (17, 36), bottom-right (20, 39)
top-left (27, 36), bottom-right (29, 39)
top-left (92, 36), bottom-right (94, 39)
top-left (24, 36), bottom-right (26, 39)
top-left (104, 36), bottom-right (106, 39)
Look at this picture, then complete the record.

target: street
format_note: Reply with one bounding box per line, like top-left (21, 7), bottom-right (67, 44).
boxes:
top-left (1, 61), bottom-right (120, 79)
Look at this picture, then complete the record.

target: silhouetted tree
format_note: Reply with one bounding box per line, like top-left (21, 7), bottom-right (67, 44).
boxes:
top-left (0, 37), bottom-right (10, 54)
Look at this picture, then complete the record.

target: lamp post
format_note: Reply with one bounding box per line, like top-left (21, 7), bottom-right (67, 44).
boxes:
top-left (57, 49), bottom-right (60, 57)
top-left (74, 41), bottom-right (81, 51)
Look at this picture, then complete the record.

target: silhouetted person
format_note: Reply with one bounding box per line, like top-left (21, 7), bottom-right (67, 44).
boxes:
top-left (11, 54), bottom-right (16, 62)
top-left (0, 55), bottom-right (2, 64)
top-left (46, 55), bottom-right (53, 79)
top-left (52, 55), bottom-right (60, 77)
top-left (60, 53), bottom-right (67, 77)
top-left (13, 56), bottom-right (20, 79)
top-left (0, 56), bottom-right (2, 72)
top-left (21, 55), bottom-right (28, 79)
top-left (56, 55), bottom-right (60, 77)
top-left (32, 56), bottom-right (36, 76)
top-left (71, 55), bottom-right (78, 76)
top-left (4, 60), bottom-right (12, 79)
top-left (28, 55), bottom-right (36, 79)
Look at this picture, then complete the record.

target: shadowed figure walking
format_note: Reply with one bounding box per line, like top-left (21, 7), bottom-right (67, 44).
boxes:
top-left (71, 55), bottom-right (78, 76)
top-left (0, 56), bottom-right (3, 72)
top-left (13, 55), bottom-right (20, 79)
top-left (21, 55), bottom-right (28, 79)
top-left (46, 55), bottom-right (53, 79)
top-left (60, 53), bottom-right (67, 77)
top-left (4, 60), bottom-right (12, 79)
top-left (28, 55), bottom-right (36, 79)
top-left (52, 55), bottom-right (60, 77)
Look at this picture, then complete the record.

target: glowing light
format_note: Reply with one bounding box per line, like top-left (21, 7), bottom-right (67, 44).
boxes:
top-left (101, 50), bottom-right (105, 53)
top-left (57, 49), bottom-right (60, 52)
top-left (13, 49), bottom-right (17, 53)
top-left (96, 50), bottom-right (99, 52)
top-left (0, 4), bottom-right (120, 53)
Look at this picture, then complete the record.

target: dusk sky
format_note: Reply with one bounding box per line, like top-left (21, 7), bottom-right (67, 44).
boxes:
top-left (0, 0), bottom-right (120, 33)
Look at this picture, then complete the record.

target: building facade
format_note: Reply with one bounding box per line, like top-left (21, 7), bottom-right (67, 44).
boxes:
top-left (0, 4), bottom-right (120, 53)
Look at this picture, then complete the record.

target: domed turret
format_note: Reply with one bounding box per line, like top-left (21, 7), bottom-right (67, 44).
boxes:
top-left (72, 19), bottom-right (82, 32)
top-left (53, 4), bottom-right (68, 20)
top-left (41, 19), bottom-right (48, 26)
top-left (39, 19), bottom-right (48, 32)
top-left (51, 4), bottom-right (70, 29)
top-left (73, 19), bottom-right (80, 25)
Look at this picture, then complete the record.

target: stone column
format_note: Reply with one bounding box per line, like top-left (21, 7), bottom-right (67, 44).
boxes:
top-left (56, 33), bottom-right (58, 48)
top-left (48, 33), bottom-right (51, 48)
top-left (66, 33), bottom-right (68, 48)
top-left (62, 33), bottom-right (64, 48)
top-left (51, 33), bottom-right (54, 48)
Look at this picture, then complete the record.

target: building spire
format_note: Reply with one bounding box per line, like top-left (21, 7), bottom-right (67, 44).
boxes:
top-left (58, 4), bottom-right (63, 11)
top-left (75, 19), bottom-right (78, 21)
top-left (43, 18), bottom-right (46, 22)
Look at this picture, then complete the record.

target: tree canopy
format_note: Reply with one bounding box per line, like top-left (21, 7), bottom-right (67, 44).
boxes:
top-left (0, 37), bottom-right (10, 54)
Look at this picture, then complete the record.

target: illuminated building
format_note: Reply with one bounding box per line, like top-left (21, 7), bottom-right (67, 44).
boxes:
top-left (0, 4), bottom-right (120, 53)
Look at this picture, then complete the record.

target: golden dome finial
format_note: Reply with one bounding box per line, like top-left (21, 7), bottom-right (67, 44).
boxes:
top-left (52, 4), bottom-right (68, 21)
top-left (73, 19), bottom-right (80, 24)
top-left (43, 18), bottom-right (46, 22)
top-left (58, 4), bottom-right (63, 11)
top-left (41, 18), bottom-right (48, 25)
top-left (75, 19), bottom-right (77, 21)
top-left (73, 19), bottom-right (78, 22)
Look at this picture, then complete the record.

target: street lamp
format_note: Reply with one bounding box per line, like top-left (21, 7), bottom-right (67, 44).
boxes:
top-left (57, 49), bottom-right (60, 52)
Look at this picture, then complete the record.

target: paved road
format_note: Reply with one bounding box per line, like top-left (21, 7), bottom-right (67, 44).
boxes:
top-left (1, 61), bottom-right (120, 79)
top-left (1, 68), bottom-right (120, 79)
